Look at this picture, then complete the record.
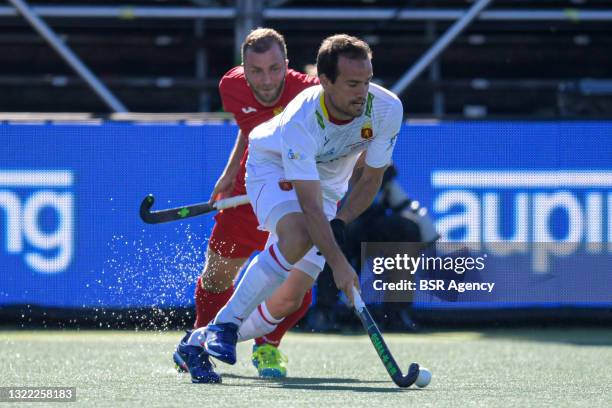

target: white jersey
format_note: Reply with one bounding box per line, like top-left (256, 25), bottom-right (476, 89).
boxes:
top-left (247, 83), bottom-right (403, 202)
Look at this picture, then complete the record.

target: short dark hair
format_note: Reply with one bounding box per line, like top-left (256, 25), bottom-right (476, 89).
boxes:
top-left (241, 28), bottom-right (287, 63)
top-left (316, 34), bottom-right (372, 83)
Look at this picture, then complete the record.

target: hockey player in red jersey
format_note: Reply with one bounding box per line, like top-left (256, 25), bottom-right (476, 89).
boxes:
top-left (174, 28), bottom-right (319, 382)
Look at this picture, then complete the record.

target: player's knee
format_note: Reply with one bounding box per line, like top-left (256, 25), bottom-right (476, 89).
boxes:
top-left (200, 250), bottom-right (245, 292)
top-left (277, 215), bottom-right (312, 253)
top-left (288, 231), bottom-right (312, 254)
top-left (200, 265), bottom-right (233, 292)
top-left (280, 293), bottom-right (305, 315)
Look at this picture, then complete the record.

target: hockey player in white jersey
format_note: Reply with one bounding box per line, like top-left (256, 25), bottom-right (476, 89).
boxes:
top-left (179, 34), bottom-right (403, 379)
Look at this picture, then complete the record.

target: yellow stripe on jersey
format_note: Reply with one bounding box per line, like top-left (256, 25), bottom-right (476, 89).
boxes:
top-left (319, 92), bottom-right (329, 121)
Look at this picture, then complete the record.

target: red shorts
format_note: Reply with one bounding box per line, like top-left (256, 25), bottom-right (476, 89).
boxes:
top-left (208, 200), bottom-right (269, 259)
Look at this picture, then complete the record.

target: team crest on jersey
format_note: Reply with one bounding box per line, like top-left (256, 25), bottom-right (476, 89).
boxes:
top-left (361, 122), bottom-right (373, 140)
top-left (273, 106), bottom-right (284, 116)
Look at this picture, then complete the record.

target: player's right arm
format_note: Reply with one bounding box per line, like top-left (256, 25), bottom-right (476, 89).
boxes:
top-left (293, 180), bottom-right (360, 305)
top-left (281, 118), bottom-right (360, 304)
top-left (211, 68), bottom-right (248, 201)
top-left (209, 129), bottom-right (246, 201)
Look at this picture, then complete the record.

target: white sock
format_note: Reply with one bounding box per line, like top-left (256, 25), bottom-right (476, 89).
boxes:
top-left (237, 301), bottom-right (284, 342)
top-left (214, 244), bottom-right (291, 326)
top-left (188, 302), bottom-right (283, 346)
top-left (187, 327), bottom-right (206, 347)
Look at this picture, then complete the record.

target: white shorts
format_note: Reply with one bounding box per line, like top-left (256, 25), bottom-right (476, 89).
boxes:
top-left (246, 175), bottom-right (337, 280)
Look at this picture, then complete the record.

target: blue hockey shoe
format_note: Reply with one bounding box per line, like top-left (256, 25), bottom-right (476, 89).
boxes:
top-left (203, 322), bottom-right (238, 365)
top-left (175, 332), bottom-right (221, 384)
top-left (173, 330), bottom-right (191, 373)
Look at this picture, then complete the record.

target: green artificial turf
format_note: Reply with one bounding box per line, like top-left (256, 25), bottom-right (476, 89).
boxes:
top-left (1, 329), bottom-right (611, 407)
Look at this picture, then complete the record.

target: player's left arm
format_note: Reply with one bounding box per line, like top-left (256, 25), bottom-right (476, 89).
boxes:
top-left (335, 164), bottom-right (386, 224)
top-left (336, 97), bottom-right (403, 223)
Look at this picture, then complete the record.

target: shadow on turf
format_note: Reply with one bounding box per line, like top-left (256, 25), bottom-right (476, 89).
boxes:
top-left (480, 328), bottom-right (612, 347)
top-left (221, 374), bottom-right (414, 392)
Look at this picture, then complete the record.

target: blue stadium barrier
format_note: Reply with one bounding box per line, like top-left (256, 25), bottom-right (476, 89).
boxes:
top-left (0, 121), bottom-right (610, 309)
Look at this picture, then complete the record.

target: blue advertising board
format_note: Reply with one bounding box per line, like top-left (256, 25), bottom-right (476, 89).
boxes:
top-left (0, 123), bottom-right (231, 308)
top-left (0, 122), bottom-right (610, 309)
top-left (392, 122), bottom-right (611, 309)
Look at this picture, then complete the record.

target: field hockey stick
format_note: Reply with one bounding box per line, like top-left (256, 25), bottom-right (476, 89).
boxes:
top-left (139, 194), bottom-right (250, 224)
top-left (352, 286), bottom-right (422, 388)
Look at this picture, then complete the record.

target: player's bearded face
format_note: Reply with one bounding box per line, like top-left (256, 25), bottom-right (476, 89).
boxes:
top-left (244, 46), bottom-right (287, 106)
top-left (323, 56), bottom-right (373, 120)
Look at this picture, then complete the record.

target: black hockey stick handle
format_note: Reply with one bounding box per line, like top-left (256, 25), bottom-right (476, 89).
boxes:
top-left (352, 287), bottom-right (420, 388)
top-left (140, 194), bottom-right (250, 224)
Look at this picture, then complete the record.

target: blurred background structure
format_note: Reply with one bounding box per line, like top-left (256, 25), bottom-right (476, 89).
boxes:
top-left (1, 1), bottom-right (611, 331)
top-left (1, 0), bottom-right (612, 118)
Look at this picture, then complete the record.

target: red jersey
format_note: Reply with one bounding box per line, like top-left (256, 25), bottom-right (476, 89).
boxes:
top-left (219, 66), bottom-right (319, 194)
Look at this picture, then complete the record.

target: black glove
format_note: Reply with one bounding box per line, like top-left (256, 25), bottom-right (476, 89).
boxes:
top-left (330, 218), bottom-right (346, 248)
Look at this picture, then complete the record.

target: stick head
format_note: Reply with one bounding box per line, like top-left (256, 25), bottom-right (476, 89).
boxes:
top-left (392, 362), bottom-right (420, 388)
top-left (139, 194), bottom-right (156, 223)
